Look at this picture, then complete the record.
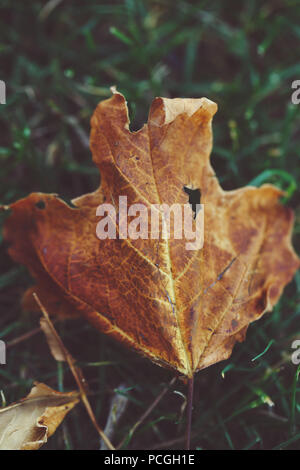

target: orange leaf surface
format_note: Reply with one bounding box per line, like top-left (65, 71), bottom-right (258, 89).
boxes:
top-left (3, 90), bottom-right (299, 377)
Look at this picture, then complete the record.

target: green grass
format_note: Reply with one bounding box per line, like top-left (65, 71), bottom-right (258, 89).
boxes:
top-left (0, 0), bottom-right (299, 450)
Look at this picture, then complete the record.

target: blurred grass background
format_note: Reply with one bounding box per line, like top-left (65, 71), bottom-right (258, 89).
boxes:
top-left (0, 0), bottom-right (299, 450)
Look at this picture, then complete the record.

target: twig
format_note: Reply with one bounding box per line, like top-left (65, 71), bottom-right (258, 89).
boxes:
top-left (185, 376), bottom-right (194, 450)
top-left (117, 376), bottom-right (177, 449)
top-left (6, 326), bottom-right (42, 349)
top-left (33, 292), bottom-right (115, 451)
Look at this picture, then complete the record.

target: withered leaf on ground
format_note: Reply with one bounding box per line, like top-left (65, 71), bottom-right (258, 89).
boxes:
top-left (0, 383), bottom-right (78, 450)
top-left (3, 90), bottom-right (299, 377)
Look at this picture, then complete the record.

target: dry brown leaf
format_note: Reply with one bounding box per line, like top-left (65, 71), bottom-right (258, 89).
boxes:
top-left (0, 383), bottom-right (78, 450)
top-left (40, 316), bottom-right (66, 362)
top-left (3, 90), bottom-right (299, 377)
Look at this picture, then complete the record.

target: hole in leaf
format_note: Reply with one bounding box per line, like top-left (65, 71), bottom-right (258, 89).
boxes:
top-left (59, 196), bottom-right (77, 208)
top-left (183, 187), bottom-right (201, 218)
top-left (35, 200), bottom-right (45, 210)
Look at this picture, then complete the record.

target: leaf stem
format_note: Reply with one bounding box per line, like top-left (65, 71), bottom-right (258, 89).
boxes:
top-left (185, 376), bottom-right (194, 450)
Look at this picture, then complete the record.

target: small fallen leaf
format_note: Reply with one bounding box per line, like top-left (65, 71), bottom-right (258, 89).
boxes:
top-left (3, 90), bottom-right (299, 377)
top-left (0, 382), bottom-right (79, 450)
top-left (40, 316), bottom-right (66, 362)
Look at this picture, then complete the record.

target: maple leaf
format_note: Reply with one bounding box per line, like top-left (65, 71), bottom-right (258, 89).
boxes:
top-left (3, 90), bottom-right (299, 377)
